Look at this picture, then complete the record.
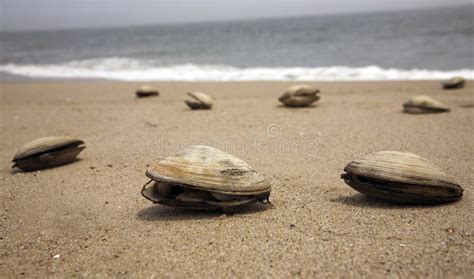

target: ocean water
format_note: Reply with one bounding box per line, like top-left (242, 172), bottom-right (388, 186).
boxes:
top-left (0, 5), bottom-right (473, 81)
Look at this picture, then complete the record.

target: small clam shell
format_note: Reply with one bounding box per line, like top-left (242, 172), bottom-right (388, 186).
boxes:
top-left (12, 136), bottom-right (85, 171)
top-left (341, 151), bottom-right (463, 204)
top-left (279, 85), bottom-right (320, 107)
top-left (403, 95), bottom-right (450, 114)
top-left (136, 85), bottom-right (159, 97)
top-left (442, 77), bottom-right (465, 90)
top-left (185, 92), bottom-right (213, 110)
top-left (141, 145), bottom-right (271, 209)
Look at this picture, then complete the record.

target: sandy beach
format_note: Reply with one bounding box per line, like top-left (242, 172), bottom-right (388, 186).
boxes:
top-left (0, 80), bottom-right (473, 277)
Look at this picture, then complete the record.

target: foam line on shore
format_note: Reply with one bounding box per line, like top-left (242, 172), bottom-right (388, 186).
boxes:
top-left (1, 58), bottom-right (473, 81)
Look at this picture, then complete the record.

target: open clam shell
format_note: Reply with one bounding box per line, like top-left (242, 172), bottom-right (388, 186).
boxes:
top-left (403, 95), bottom-right (450, 114)
top-left (136, 85), bottom-right (159, 97)
top-left (279, 85), bottom-right (320, 108)
top-left (442, 77), bottom-right (465, 90)
top-left (12, 136), bottom-right (86, 171)
top-left (141, 145), bottom-right (271, 209)
top-left (184, 92), bottom-right (213, 110)
top-left (341, 151), bottom-right (463, 204)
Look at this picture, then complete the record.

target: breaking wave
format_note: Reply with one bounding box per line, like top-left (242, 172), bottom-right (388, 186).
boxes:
top-left (0, 58), bottom-right (472, 81)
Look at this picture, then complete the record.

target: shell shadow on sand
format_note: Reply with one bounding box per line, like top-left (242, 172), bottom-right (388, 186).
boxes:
top-left (331, 193), bottom-right (461, 209)
top-left (276, 104), bottom-right (319, 109)
top-left (136, 202), bottom-right (271, 221)
top-left (459, 103), bottom-right (474, 108)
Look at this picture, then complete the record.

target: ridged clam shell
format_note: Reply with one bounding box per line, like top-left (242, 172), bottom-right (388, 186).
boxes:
top-left (12, 136), bottom-right (85, 171)
top-left (279, 85), bottom-right (320, 107)
top-left (185, 92), bottom-right (213, 109)
top-left (341, 151), bottom-right (463, 204)
top-left (403, 95), bottom-right (450, 114)
top-left (142, 145), bottom-right (271, 208)
top-left (136, 85), bottom-right (159, 97)
top-left (442, 77), bottom-right (465, 90)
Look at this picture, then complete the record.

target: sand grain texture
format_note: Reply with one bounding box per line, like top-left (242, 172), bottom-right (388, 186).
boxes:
top-left (0, 81), bottom-right (473, 277)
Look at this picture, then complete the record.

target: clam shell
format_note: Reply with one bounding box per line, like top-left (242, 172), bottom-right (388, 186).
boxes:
top-left (136, 85), bottom-right (159, 97)
top-left (142, 145), bottom-right (271, 208)
top-left (185, 92), bottom-right (213, 110)
top-left (279, 85), bottom-right (320, 107)
top-left (12, 136), bottom-right (85, 171)
top-left (403, 95), bottom-right (450, 114)
top-left (442, 77), bottom-right (465, 90)
top-left (341, 151), bottom-right (463, 204)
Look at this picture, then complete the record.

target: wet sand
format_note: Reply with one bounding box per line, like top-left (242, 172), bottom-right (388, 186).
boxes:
top-left (1, 81), bottom-right (473, 277)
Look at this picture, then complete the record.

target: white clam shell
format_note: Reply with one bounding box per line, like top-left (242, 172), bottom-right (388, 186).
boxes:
top-left (185, 92), bottom-right (213, 109)
top-left (403, 95), bottom-right (450, 114)
top-left (279, 85), bottom-right (320, 107)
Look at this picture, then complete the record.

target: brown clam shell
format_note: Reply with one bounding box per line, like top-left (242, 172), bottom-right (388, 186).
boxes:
top-left (12, 136), bottom-right (85, 171)
top-left (136, 85), bottom-right (159, 97)
top-left (184, 92), bottom-right (213, 110)
top-left (341, 151), bottom-right (463, 204)
top-left (442, 77), bottom-right (465, 90)
top-left (279, 85), bottom-right (320, 108)
top-left (142, 145), bottom-right (271, 209)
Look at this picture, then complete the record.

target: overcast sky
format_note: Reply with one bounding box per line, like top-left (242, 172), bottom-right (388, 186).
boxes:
top-left (1, 0), bottom-right (472, 31)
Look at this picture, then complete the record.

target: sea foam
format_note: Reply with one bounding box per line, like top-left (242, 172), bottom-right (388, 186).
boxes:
top-left (0, 58), bottom-right (472, 81)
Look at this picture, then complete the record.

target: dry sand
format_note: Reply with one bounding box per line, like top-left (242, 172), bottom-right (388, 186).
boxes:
top-left (0, 81), bottom-right (473, 278)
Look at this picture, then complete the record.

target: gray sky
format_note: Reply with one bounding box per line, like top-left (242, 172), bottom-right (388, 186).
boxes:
top-left (1, 0), bottom-right (472, 31)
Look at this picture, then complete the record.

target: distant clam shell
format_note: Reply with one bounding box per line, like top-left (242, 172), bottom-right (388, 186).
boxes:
top-left (279, 85), bottom-right (320, 107)
top-left (341, 151), bottom-right (463, 204)
top-left (136, 85), bottom-right (159, 97)
top-left (403, 95), bottom-right (450, 114)
top-left (442, 77), bottom-right (465, 90)
top-left (12, 136), bottom-right (85, 171)
top-left (185, 92), bottom-right (213, 110)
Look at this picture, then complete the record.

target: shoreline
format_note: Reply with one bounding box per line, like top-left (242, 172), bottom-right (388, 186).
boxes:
top-left (1, 80), bottom-right (473, 277)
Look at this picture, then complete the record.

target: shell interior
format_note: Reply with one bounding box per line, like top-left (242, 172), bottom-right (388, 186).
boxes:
top-left (141, 181), bottom-right (269, 209)
top-left (13, 146), bottom-right (86, 171)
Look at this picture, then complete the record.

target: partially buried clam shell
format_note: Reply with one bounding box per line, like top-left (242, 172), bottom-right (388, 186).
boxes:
top-left (184, 92), bottom-right (213, 110)
top-left (442, 77), bottom-right (465, 90)
top-left (141, 145), bottom-right (271, 210)
top-left (341, 151), bottom-right (463, 204)
top-left (12, 136), bottom-right (86, 171)
top-left (279, 85), bottom-right (320, 108)
top-left (136, 85), bottom-right (159, 97)
top-left (403, 95), bottom-right (450, 114)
